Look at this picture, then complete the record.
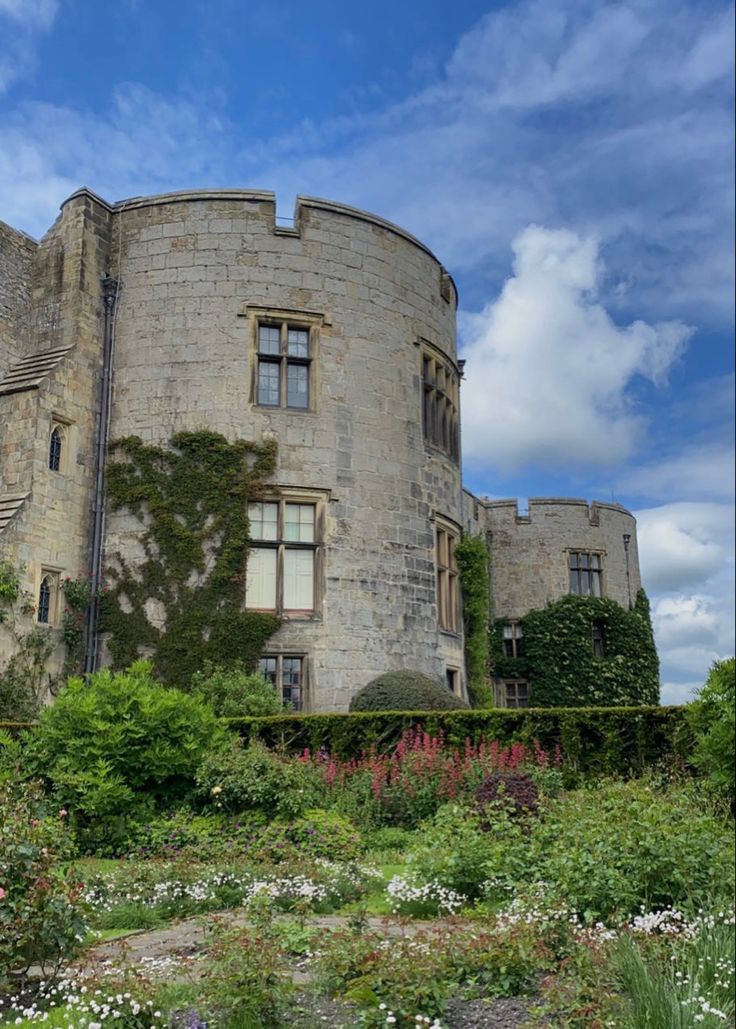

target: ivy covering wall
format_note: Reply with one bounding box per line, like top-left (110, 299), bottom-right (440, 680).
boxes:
top-left (492, 590), bottom-right (659, 707)
top-left (455, 534), bottom-right (492, 706)
top-left (100, 431), bottom-right (281, 687)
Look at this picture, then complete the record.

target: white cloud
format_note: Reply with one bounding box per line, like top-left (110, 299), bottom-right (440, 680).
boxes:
top-left (636, 502), bottom-right (734, 593)
top-left (0, 0), bottom-right (57, 93)
top-left (0, 0), bottom-right (57, 29)
top-left (652, 593), bottom-right (734, 704)
top-left (460, 225), bottom-right (692, 471)
top-left (621, 443), bottom-right (735, 504)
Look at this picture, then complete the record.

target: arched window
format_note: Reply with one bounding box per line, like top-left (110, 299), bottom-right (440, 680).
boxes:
top-left (49, 427), bottom-right (62, 471)
top-left (38, 575), bottom-right (51, 623)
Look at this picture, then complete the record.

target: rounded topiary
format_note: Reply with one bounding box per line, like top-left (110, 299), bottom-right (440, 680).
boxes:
top-left (349, 670), bottom-right (469, 712)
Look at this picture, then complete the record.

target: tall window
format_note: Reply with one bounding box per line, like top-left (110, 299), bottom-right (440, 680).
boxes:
top-left (569, 551), bottom-right (603, 596)
top-left (259, 655), bottom-right (305, 710)
top-left (37, 571), bottom-right (59, 624)
top-left (503, 622), bottom-right (524, 658)
top-left (591, 620), bottom-right (606, 658)
top-left (257, 322), bottom-right (311, 409)
top-left (436, 524), bottom-right (459, 633)
top-left (49, 427), bottom-right (62, 471)
top-left (422, 350), bottom-right (459, 461)
top-left (246, 499), bottom-right (318, 614)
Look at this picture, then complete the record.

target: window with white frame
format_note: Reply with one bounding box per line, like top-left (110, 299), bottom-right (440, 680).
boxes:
top-left (436, 523), bottom-right (459, 633)
top-left (569, 551), bottom-right (603, 596)
top-left (256, 321), bottom-right (312, 409)
top-left (258, 655), bottom-right (305, 710)
top-left (246, 499), bottom-right (319, 614)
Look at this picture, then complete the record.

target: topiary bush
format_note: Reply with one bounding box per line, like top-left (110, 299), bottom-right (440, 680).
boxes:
top-left (349, 670), bottom-right (469, 712)
top-left (25, 660), bottom-right (225, 853)
top-left (475, 770), bottom-right (540, 820)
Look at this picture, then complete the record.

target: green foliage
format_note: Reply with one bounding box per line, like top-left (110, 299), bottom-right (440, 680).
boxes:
top-left (59, 573), bottom-right (107, 678)
top-left (492, 589), bottom-right (660, 707)
top-left (189, 661), bottom-right (283, 717)
top-left (527, 779), bottom-right (735, 921)
top-left (228, 705), bottom-right (687, 776)
top-left (0, 558), bottom-right (54, 720)
top-left (349, 669), bottom-right (469, 712)
top-left (685, 657), bottom-right (735, 805)
top-left (100, 430), bottom-right (281, 686)
top-left (0, 780), bottom-right (87, 979)
top-left (611, 918), bottom-right (736, 1028)
top-left (250, 809), bottom-right (363, 863)
top-left (455, 534), bottom-right (492, 706)
top-left (25, 660), bottom-right (225, 852)
top-left (195, 738), bottom-right (325, 818)
top-left (404, 803), bottom-right (505, 899)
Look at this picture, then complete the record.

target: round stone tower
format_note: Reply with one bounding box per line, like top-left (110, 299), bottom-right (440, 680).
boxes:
top-left (93, 189), bottom-right (464, 710)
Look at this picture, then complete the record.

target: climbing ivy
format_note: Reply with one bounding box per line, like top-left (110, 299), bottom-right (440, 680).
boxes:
top-left (456, 534), bottom-right (492, 706)
top-left (100, 431), bottom-right (281, 687)
top-left (491, 589), bottom-right (659, 708)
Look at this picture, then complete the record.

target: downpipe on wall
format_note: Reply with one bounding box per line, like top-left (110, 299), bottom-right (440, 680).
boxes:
top-left (84, 273), bottom-right (119, 674)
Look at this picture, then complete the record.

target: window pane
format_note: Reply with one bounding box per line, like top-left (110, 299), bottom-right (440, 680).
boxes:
top-left (503, 625), bottom-right (514, 639)
top-left (284, 503), bottom-right (315, 542)
top-left (591, 570), bottom-right (602, 597)
top-left (283, 549), bottom-right (314, 609)
top-left (570, 553), bottom-right (580, 570)
top-left (245, 548), bottom-right (277, 609)
top-left (49, 428), bottom-right (62, 471)
top-left (286, 362), bottom-right (309, 408)
top-left (38, 576), bottom-right (51, 623)
top-left (570, 569), bottom-right (579, 594)
top-left (259, 657), bottom-right (277, 684)
top-left (287, 328), bottom-right (309, 358)
top-left (248, 502), bottom-right (278, 541)
top-left (258, 360), bottom-right (280, 405)
top-left (580, 569), bottom-right (590, 594)
top-left (283, 657), bottom-right (302, 687)
top-left (258, 325), bottom-right (281, 355)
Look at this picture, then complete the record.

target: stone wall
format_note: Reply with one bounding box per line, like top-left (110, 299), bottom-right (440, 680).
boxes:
top-left (464, 491), bottom-right (641, 619)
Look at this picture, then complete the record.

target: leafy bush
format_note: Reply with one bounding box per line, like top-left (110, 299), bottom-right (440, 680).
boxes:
top-left (250, 809), bottom-right (363, 863)
top-left (528, 779), bottom-right (735, 921)
top-left (685, 657), bottom-right (735, 806)
top-left (190, 661), bottom-right (283, 717)
top-left (0, 780), bottom-right (87, 979)
top-left (126, 808), bottom-right (236, 860)
top-left (195, 738), bottom-right (325, 818)
top-left (475, 770), bottom-right (540, 819)
top-left (349, 670), bottom-right (469, 712)
top-left (25, 660), bottom-right (225, 853)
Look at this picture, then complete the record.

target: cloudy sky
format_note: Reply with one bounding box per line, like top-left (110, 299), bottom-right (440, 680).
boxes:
top-left (1, 0), bottom-right (733, 702)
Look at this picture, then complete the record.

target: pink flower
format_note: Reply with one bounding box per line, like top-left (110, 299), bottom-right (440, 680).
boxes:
top-left (0, 887), bottom-right (5, 900)
top-left (58, 808), bottom-right (68, 818)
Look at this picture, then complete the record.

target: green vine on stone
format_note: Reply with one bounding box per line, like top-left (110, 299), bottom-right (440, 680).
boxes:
top-left (491, 589), bottom-right (659, 707)
top-left (456, 534), bottom-right (493, 707)
top-left (100, 431), bottom-right (281, 687)
top-left (60, 573), bottom-right (108, 678)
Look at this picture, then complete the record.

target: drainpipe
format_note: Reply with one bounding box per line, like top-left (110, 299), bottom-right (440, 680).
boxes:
top-left (84, 273), bottom-right (119, 674)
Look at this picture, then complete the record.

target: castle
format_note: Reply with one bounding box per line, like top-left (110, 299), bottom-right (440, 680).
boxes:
top-left (0, 188), bottom-right (644, 711)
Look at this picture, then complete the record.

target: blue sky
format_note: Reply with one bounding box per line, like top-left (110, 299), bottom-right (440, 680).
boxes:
top-left (1, 0), bottom-right (733, 702)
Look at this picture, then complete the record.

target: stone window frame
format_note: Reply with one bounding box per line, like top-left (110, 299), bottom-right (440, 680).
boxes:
top-left (419, 339), bottom-right (460, 463)
top-left (435, 515), bottom-right (461, 635)
top-left (48, 416), bottom-right (72, 474)
top-left (245, 487), bottom-right (327, 620)
top-left (258, 653), bottom-right (308, 710)
top-left (501, 679), bottom-right (530, 709)
top-left (244, 306), bottom-right (325, 413)
top-left (36, 566), bottom-right (62, 626)
top-left (568, 550), bottom-right (605, 597)
top-left (502, 621), bottom-right (525, 659)
top-left (445, 666), bottom-right (462, 697)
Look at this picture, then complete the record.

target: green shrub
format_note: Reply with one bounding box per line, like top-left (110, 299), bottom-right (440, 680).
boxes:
top-left (349, 670), bottom-right (469, 712)
top-left (195, 739), bottom-right (325, 818)
top-left (685, 658), bottom-right (735, 806)
top-left (249, 809), bottom-right (363, 863)
top-left (125, 808), bottom-right (235, 860)
top-left (528, 779), bottom-right (735, 921)
top-left (0, 780), bottom-right (87, 979)
top-left (190, 661), bottom-right (283, 717)
top-left (26, 660), bottom-right (225, 853)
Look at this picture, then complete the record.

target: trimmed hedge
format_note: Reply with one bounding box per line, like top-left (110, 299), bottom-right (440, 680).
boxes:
top-left (225, 706), bottom-right (688, 777)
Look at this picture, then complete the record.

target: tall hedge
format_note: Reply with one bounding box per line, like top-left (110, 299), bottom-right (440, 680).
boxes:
top-left (225, 705), bottom-right (686, 777)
